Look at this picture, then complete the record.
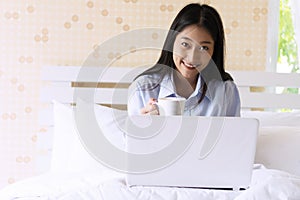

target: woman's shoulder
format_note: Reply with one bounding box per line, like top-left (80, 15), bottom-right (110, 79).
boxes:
top-left (224, 79), bottom-right (238, 88)
top-left (132, 73), bottom-right (164, 91)
top-left (205, 79), bottom-right (239, 103)
top-left (207, 79), bottom-right (239, 94)
top-left (134, 73), bottom-right (162, 84)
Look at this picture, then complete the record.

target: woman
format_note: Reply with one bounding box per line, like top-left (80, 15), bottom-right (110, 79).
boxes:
top-left (127, 3), bottom-right (240, 116)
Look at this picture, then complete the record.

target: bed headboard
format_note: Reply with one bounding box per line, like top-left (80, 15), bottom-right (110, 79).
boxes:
top-left (39, 65), bottom-right (300, 125)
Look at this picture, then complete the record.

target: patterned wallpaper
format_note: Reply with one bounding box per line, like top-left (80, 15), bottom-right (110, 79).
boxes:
top-left (0, 0), bottom-right (270, 188)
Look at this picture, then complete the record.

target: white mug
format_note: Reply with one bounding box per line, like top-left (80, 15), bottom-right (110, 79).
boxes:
top-left (156, 97), bottom-right (186, 116)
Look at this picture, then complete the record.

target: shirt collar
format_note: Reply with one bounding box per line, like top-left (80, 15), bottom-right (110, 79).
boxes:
top-left (158, 70), bottom-right (212, 101)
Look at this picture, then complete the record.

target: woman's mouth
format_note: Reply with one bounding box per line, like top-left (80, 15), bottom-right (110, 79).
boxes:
top-left (181, 60), bottom-right (200, 69)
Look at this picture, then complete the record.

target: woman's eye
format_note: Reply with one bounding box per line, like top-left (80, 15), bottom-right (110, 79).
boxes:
top-left (199, 46), bottom-right (209, 51)
top-left (181, 42), bottom-right (190, 48)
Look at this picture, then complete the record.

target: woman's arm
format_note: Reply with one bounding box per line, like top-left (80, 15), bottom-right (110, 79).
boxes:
top-left (224, 81), bottom-right (241, 117)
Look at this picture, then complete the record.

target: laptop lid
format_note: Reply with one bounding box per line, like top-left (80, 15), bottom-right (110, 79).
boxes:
top-left (125, 115), bottom-right (259, 190)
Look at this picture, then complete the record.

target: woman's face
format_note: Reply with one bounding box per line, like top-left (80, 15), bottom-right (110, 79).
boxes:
top-left (173, 25), bottom-right (214, 80)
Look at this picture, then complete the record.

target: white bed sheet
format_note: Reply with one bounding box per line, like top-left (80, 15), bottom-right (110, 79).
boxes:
top-left (1, 165), bottom-right (300, 200)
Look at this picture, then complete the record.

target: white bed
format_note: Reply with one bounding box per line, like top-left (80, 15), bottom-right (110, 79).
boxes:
top-left (1, 66), bottom-right (300, 200)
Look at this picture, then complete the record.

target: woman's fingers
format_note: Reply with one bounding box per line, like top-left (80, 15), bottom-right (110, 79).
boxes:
top-left (140, 98), bottom-right (159, 115)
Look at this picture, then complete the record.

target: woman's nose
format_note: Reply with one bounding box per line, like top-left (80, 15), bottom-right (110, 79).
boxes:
top-left (189, 48), bottom-right (212, 65)
top-left (187, 48), bottom-right (201, 64)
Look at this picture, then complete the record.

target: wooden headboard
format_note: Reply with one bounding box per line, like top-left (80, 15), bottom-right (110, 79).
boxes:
top-left (39, 65), bottom-right (300, 126)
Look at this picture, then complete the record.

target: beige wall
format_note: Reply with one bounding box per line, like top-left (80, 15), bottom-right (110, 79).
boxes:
top-left (0, 0), bottom-right (269, 188)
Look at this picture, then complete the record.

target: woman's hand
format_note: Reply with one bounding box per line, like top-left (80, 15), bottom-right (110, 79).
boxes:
top-left (140, 98), bottom-right (159, 115)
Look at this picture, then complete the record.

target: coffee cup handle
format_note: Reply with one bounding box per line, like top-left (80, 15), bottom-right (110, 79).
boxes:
top-left (152, 102), bottom-right (161, 114)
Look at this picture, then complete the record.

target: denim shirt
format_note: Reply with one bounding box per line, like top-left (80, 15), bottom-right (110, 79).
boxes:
top-left (127, 71), bottom-right (241, 116)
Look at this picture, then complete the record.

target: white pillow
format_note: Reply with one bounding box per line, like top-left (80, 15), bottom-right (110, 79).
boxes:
top-left (241, 110), bottom-right (300, 127)
top-left (255, 126), bottom-right (300, 176)
top-left (52, 100), bottom-right (126, 175)
top-left (242, 111), bottom-right (300, 175)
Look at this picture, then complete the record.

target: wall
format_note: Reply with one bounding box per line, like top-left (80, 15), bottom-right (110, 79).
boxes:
top-left (0, 0), bottom-right (269, 188)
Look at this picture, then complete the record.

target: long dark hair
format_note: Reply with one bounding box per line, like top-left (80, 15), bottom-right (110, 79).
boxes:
top-left (136, 3), bottom-right (233, 101)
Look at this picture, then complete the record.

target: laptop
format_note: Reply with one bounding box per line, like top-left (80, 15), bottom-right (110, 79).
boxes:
top-left (125, 115), bottom-right (259, 190)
